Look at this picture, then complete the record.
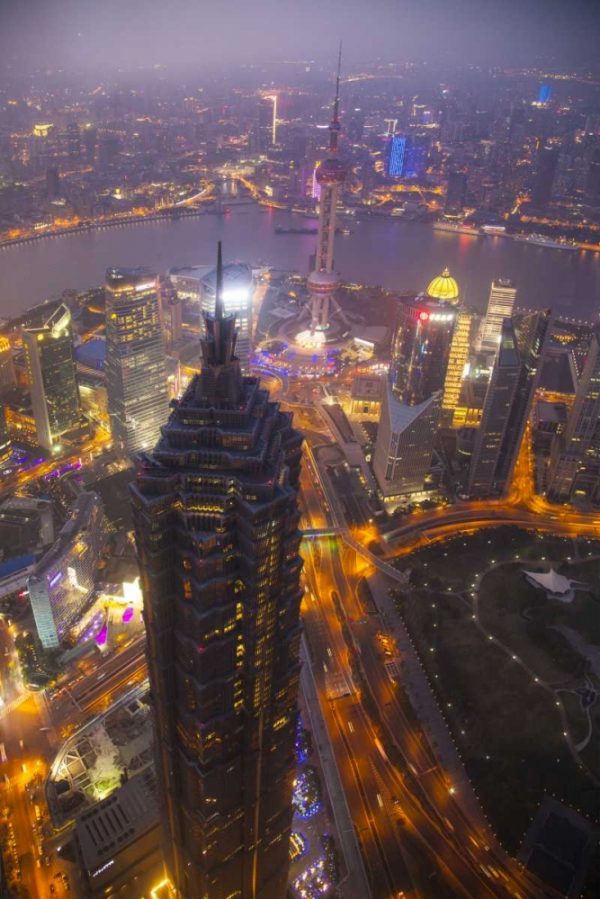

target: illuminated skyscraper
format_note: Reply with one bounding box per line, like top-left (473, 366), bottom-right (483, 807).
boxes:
top-left (375, 291), bottom-right (456, 508)
top-left (22, 304), bottom-right (81, 452)
top-left (200, 263), bottom-right (254, 372)
top-left (537, 84), bottom-right (552, 105)
top-left (468, 311), bottom-right (551, 497)
top-left (105, 268), bottom-right (169, 455)
top-left (131, 245), bottom-right (303, 899)
top-left (422, 268), bottom-right (473, 423)
top-left (305, 48), bottom-right (348, 335)
top-left (547, 329), bottom-right (600, 505)
top-left (442, 309), bottom-right (472, 420)
top-left (391, 296), bottom-right (457, 405)
top-left (386, 135), bottom-right (407, 177)
top-left (0, 402), bottom-right (10, 466)
top-left (0, 336), bottom-right (15, 391)
top-left (28, 491), bottom-right (106, 649)
top-left (479, 279), bottom-right (517, 352)
top-left (256, 96), bottom-right (277, 152)
top-left (386, 134), bottom-right (428, 179)
top-left (373, 387), bottom-right (440, 509)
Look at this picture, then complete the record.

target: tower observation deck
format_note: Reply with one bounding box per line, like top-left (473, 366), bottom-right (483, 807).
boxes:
top-left (302, 47), bottom-right (349, 339)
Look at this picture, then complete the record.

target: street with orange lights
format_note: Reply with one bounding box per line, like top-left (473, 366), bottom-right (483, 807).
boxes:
top-left (2, 377), bottom-right (596, 898)
top-left (299, 445), bottom-right (561, 899)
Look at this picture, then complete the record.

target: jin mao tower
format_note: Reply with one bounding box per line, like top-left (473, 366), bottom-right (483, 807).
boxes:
top-left (131, 245), bottom-right (303, 899)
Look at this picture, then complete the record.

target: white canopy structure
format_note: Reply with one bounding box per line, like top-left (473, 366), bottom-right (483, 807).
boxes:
top-left (523, 568), bottom-right (579, 603)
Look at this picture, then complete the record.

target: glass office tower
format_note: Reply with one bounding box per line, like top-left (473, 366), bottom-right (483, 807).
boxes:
top-left (468, 311), bottom-right (551, 497)
top-left (22, 304), bottom-right (81, 452)
top-left (548, 328), bottom-right (600, 505)
top-left (105, 268), bottom-right (169, 455)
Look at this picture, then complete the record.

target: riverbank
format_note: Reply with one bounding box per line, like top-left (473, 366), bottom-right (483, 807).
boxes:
top-left (0, 206), bottom-right (232, 251)
top-left (0, 202), bottom-right (597, 322)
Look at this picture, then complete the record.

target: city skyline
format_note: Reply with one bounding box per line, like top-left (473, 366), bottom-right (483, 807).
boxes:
top-left (0, 12), bottom-right (598, 899)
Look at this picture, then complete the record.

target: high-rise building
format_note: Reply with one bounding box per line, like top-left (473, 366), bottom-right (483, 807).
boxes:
top-left (585, 148), bottom-right (600, 206)
top-left (442, 309), bottom-right (473, 420)
top-left (131, 245), bottom-right (303, 899)
top-left (468, 311), bottom-right (551, 497)
top-left (373, 386), bottom-right (440, 509)
top-left (28, 491), bottom-right (106, 649)
top-left (46, 166), bottom-right (60, 197)
top-left (374, 288), bottom-right (457, 507)
top-left (386, 134), bottom-right (428, 179)
top-left (547, 329), bottom-right (600, 505)
top-left (305, 49), bottom-right (348, 335)
top-left (0, 336), bottom-right (15, 391)
top-left (386, 135), bottom-right (407, 177)
top-left (0, 403), bottom-right (10, 466)
top-left (255, 96), bottom-right (277, 153)
top-left (537, 84), bottom-right (552, 105)
top-left (83, 124), bottom-right (97, 160)
top-left (160, 279), bottom-right (183, 351)
top-left (531, 145), bottom-right (559, 208)
top-left (105, 268), bottom-right (169, 455)
top-left (420, 268), bottom-right (471, 423)
top-left (23, 304), bottom-right (81, 452)
top-left (391, 295), bottom-right (457, 405)
top-left (444, 170), bottom-right (467, 216)
top-left (66, 122), bottom-right (80, 158)
top-left (479, 279), bottom-right (517, 352)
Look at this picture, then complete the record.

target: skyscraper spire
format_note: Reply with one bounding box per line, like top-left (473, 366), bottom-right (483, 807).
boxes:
top-left (199, 242), bottom-right (239, 382)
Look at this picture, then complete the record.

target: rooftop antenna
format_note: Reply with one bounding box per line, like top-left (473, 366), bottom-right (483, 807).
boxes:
top-left (333, 41), bottom-right (342, 123)
top-left (215, 240), bottom-right (224, 320)
top-left (329, 42), bottom-right (342, 153)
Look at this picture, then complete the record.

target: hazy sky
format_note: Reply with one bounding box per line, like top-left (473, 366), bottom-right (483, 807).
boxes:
top-left (1, 0), bottom-right (599, 74)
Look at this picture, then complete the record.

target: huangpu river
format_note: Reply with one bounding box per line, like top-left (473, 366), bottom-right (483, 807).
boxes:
top-left (0, 206), bottom-right (598, 322)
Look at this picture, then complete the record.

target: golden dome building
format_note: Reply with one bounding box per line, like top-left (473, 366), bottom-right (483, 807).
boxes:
top-left (426, 267), bottom-right (460, 304)
top-left (424, 268), bottom-right (474, 424)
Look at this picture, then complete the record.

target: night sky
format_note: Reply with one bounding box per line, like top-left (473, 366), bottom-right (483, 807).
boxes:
top-left (0, 0), bottom-right (599, 74)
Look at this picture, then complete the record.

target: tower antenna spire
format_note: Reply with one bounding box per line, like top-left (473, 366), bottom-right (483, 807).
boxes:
top-left (215, 240), bottom-right (224, 320)
top-left (333, 41), bottom-right (342, 124)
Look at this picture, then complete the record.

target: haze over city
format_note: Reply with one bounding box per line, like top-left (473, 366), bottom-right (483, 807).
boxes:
top-left (0, 2), bottom-right (598, 899)
top-left (0, 0), bottom-right (600, 73)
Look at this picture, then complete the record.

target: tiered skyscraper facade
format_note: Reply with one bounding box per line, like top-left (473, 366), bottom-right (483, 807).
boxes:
top-left (105, 268), bottom-right (169, 455)
top-left (131, 246), bottom-right (303, 899)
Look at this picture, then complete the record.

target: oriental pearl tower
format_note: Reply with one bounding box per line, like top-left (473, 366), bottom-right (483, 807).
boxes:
top-left (302, 47), bottom-right (349, 341)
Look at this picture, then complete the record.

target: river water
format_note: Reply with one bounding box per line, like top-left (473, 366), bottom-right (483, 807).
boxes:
top-left (0, 206), bottom-right (598, 322)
